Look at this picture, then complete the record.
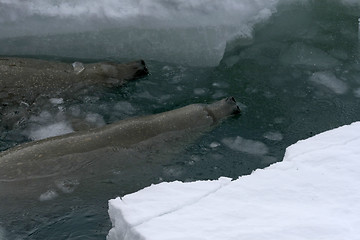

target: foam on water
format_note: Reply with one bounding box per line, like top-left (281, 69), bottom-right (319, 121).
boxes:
top-left (39, 190), bottom-right (58, 201)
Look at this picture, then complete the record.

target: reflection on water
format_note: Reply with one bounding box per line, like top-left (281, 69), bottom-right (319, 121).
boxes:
top-left (1, 0), bottom-right (360, 239)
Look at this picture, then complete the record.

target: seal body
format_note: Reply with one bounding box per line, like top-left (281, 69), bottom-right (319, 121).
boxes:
top-left (0, 98), bottom-right (239, 196)
top-left (0, 57), bottom-right (148, 129)
top-left (0, 97), bottom-right (239, 237)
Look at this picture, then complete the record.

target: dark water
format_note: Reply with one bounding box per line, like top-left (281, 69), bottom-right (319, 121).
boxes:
top-left (1, 0), bottom-right (360, 239)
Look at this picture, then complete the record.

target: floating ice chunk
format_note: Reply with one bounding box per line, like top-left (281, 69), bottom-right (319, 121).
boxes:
top-left (193, 88), bottom-right (207, 95)
top-left (114, 101), bottom-right (136, 114)
top-left (280, 42), bottom-right (340, 69)
top-left (328, 49), bottom-right (349, 60)
top-left (212, 82), bottom-right (229, 88)
top-left (0, 227), bottom-right (5, 240)
top-left (354, 88), bottom-right (360, 97)
top-left (137, 91), bottom-right (156, 100)
top-left (163, 166), bottom-right (183, 178)
top-left (212, 90), bottom-right (226, 99)
top-left (69, 105), bottom-right (81, 117)
top-left (29, 111), bottom-right (52, 123)
top-left (222, 55), bottom-right (240, 67)
top-left (222, 136), bottom-right (268, 155)
top-left (85, 113), bottom-right (105, 127)
top-left (263, 131), bottom-right (283, 141)
top-left (39, 190), bottom-right (58, 201)
top-left (72, 61), bottom-right (85, 75)
top-left (27, 122), bottom-right (74, 140)
top-left (49, 98), bottom-right (64, 105)
top-left (210, 142), bottom-right (221, 148)
top-left (274, 117), bottom-right (284, 124)
top-left (309, 71), bottom-right (348, 94)
top-left (341, 0), bottom-right (360, 6)
top-left (162, 66), bottom-right (172, 71)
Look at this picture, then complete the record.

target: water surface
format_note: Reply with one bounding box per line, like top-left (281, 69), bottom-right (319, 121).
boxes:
top-left (1, 0), bottom-right (360, 239)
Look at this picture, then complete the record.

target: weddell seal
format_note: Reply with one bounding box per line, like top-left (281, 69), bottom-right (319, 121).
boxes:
top-left (0, 97), bottom-right (240, 197)
top-left (0, 97), bottom-right (240, 237)
top-left (0, 57), bottom-right (149, 129)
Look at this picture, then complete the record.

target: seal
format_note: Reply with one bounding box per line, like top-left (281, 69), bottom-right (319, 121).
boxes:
top-left (0, 57), bottom-right (149, 129)
top-left (0, 97), bottom-right (240, 237)
top-left (0, 97), bottom-right (240, 192)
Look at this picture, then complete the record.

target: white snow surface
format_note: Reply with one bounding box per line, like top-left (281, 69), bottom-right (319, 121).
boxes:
top-left (108, 121), bottom-right (360, 240)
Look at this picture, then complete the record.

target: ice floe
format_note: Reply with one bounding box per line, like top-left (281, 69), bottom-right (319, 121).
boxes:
top-left (222, 136), bottom-right (269, 155)
top-left (309, 71), bottom-right (348, 95)
top-left (108, 121), bottom-right (360, 240)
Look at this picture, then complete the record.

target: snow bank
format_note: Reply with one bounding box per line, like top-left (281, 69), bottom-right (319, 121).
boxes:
top-left (108, 121), bottom-right (360, 240)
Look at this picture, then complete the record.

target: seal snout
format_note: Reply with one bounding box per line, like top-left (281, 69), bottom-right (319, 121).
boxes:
top-left (134, 59), bottom-right (149, 77)
top-left (233, 105), bottom-right (241, 115)
top-left (225, 96), bottom-right (241, 115)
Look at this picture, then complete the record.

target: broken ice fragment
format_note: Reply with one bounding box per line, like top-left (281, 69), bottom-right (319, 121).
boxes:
top-left (72, 61), bottom-right (85, 75)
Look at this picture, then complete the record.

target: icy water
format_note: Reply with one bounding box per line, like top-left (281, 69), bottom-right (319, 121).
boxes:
top-left (1, 0), bottom-right (360, 239)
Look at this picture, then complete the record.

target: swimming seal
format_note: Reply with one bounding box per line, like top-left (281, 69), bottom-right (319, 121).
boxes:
top-left (0, 97), bottom-right (240, 196)
top-left (0, 97), bottom-right (240, 237)
top-left (0, 57), bottom-right (149, 129)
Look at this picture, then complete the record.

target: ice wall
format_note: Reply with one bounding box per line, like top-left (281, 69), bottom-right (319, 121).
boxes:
top-left (108, 121), bottom-right (360, 240)
top-left (0, 0), bottom-right (279, 66)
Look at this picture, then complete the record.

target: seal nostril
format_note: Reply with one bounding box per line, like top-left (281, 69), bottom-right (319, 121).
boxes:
top-left (225, 96), bottom-right (236, 103)
top-left (233, 106), bottom-right (241, 115)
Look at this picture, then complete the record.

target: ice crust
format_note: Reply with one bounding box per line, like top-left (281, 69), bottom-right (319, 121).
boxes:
top-left (0, 0), bottom-right (279, 66)
top-left (108, 122), bottom-right (360, 240)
